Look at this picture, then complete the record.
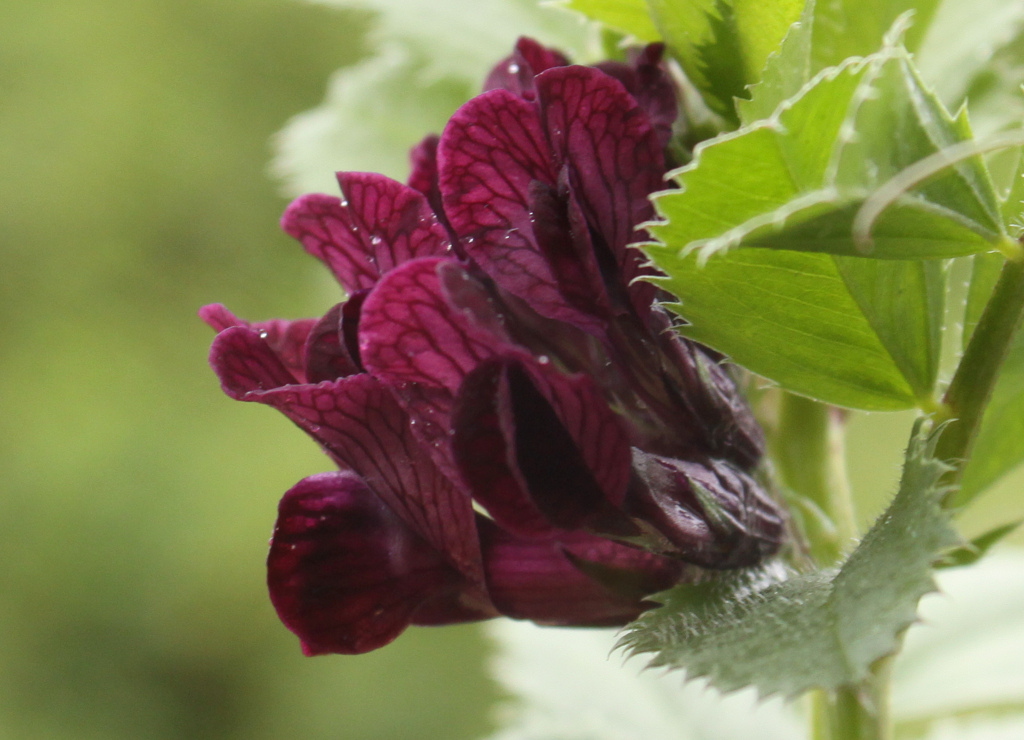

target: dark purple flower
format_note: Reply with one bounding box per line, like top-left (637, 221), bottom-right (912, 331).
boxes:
top-left (203, 38), bottom-right (785, 655)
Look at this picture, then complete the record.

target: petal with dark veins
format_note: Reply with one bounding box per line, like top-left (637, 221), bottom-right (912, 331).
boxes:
top-left (359, 257), bottom-right (513, 392)
top-left (281, 173), bottom-right (450, 294)
top-left (209, 327), bottom-right (484, 585)
top-left (438, 90), bottom-right (604, 334)
top-left (201, 304), bottom-right (315, 383)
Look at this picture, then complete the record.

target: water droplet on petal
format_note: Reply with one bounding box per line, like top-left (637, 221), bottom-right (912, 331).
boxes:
top-left (508, 62), bottom-right (520, 74)
top-left (259, 331), bottom-right (269, 339)
top-left (370, 235), bottom-right (383, 246)
top-left (537, 355), bottom-right (550, 365)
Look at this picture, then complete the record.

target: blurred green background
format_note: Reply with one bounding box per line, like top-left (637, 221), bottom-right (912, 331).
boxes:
top-left (0, 1), bottom-right (495, 738)
top-left (3, 1), bottom-right (1023, 739)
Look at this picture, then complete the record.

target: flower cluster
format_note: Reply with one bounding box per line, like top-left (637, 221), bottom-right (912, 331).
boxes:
top-left (203, 39), bottom-right (784, 655)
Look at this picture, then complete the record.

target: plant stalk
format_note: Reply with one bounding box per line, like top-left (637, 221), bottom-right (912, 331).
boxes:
top-left (772, 393), bottom-right (857, 566)
top-left (936, 254), bottom-right (1024, 507)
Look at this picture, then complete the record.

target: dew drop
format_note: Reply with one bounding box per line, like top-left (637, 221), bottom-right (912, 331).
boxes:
top-left (259, 330), bottom-right (269, 338)
top-left (370, 235), bottom-right (383, 247)
top-left (508, 62), bottom-right (520, 74)
top-left (537, 354), bottom-right (550, 365)
top-left (339, 199), bottom-right (349, 207)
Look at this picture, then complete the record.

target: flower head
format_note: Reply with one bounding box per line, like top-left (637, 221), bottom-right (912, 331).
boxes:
top-left (203, 38), bottom-right (785, 655)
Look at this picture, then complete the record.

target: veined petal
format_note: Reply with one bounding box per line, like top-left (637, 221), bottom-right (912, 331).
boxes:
top-left (281, 173), bottom-right (451, 294)
top-left (359, 257), bottom-right (512, 392)
top-left (208, 326), bottom-right (484, 585)
top-left (438, 90), bottom-right (603, 334)
top-left (201, 304), bottom-right (315, 383)
top-left (268, 472), bottom-right (476, 655)
top-left (594, 44), bottom-right (678, 151)
top-left (536, 66), bottom-right (664, 285)
top-left (407, 134), bottom-right (445, 219)
top-left (483, 36), bottom-right (569, 99)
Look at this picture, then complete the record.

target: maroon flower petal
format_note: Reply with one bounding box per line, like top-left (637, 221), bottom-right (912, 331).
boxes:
top-left (201, 304), bottom-right (316, 383)
top-left (479, 520), bottom-right (683, 626)
top-left (408, 134), bottom-right (440, 196)
top-left (359, 257), bottom-right (512, 392)
top-left (536, 66), bottom-right (664, 284)
top-left (268, 472), bottom-right (477, 655)
top-left (483, 36), bottom-right (570, 99)
top-left (303, 303), bottom-right (361, 383)
top-left (438, 90), bottom-right (604, 334)
top-left (594, 44), bottom-right (678, 151)
top-left (209, 324), bottom-right (302, 396)
top-left (281, 173), bottom-right (451, 294)
top-left (453, 356), bottom-right (633, 536)
top-left (208, 326), bottom-right (485, 585)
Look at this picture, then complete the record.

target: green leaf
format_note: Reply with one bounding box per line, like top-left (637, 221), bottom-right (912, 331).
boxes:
top-left (651, 249), bottom-right (924, 408)
top-left (648, 47), bottom-right (1003, 262)
top-left (620, 424), bottom-right (959, 697)
top-left (736, 0), bottom-right (814, 124)
top-left (810, 0), bottom-right (940, 71)
top-left (958, 333), bottom-right (1024, 503)
top-left (964, 252), bottom-right (1004, 350)
top-left (645, 0), bottom-right (804, 121)
top-left (934, 521), bottom-right (1022, 568)
top-left (833, 256), bottom-right (944, 399)
top-left (646, 43), bottom-right (1007, 407)
top-left (556, 0), bottom-right (660, 41)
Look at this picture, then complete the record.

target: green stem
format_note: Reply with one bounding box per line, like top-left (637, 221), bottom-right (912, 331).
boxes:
top-left (810, 656), bottom-right (894, 740)
top-left (937, 255), bottom-right (1024, 507)
top-left (772, 393), bottom-right (857, 566)
top-left (832, 666), bottom-right (892, 740)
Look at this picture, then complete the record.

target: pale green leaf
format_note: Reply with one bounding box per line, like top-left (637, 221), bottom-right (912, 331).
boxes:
top-left (274, 0), bottom-right (587, 193)
top-left (645, 0), bottom-right (803, 121)
top-left (961, 33), bottom-right (1024, 138)
top-left (273, 45), bottom-right (476, 194)
top-left (914, 0), bottom-right (1024, 113)
top-left (310, 0), bottom-right (588, 81)
top-left (894, 550), bottom-right (1024, 725)
top-left (935, 521), bottom-right (1021, 568)
top-left (484, 621), bottom-right (801, 740)
top-left (556, 0), bottom-right (660, 41)
top-left (963, 251), bottom-right (1004, 349)
top-left (810, 0), bottom-right (939, 70)
top-left (956, 152), bottom-right (1024, 500)
top-left (620, 424), bottom-right (959, 697)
